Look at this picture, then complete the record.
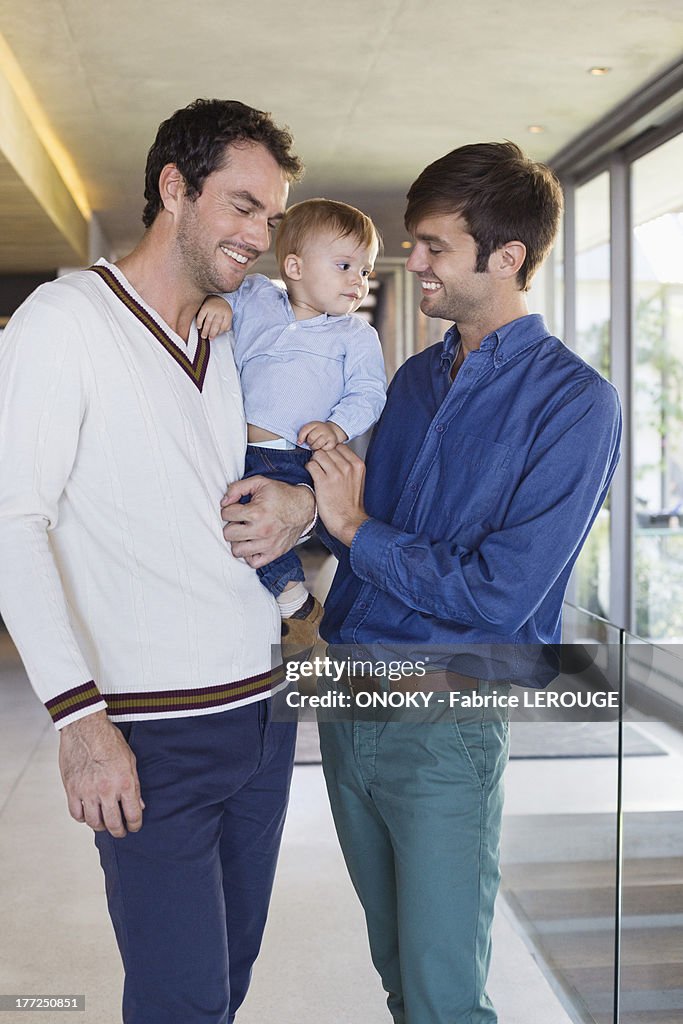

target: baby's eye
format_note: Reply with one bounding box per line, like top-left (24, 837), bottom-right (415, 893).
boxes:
top-left (337, 262), bottom-right (351, 271)
top-left (361, 269), bottom-right (371, 278)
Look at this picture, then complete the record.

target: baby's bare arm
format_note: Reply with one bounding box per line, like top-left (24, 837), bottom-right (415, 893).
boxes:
top-left (197, 295), bottom-right (233, 339)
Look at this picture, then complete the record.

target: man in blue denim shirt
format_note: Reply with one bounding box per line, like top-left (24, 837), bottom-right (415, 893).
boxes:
top-left (307, 142), bottom-right (621, 1023)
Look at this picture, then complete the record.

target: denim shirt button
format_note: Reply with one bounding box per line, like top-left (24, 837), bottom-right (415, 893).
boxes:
top-left (436, 424), bottom-right (444, 433)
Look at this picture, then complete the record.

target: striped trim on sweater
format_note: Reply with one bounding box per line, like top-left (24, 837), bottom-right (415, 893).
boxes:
top-left (88, 264), bottom-right (211, 391)
top-left (44, 666), bottom-right (285, 724)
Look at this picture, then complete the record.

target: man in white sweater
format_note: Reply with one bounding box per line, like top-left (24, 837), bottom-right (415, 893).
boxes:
top-left (0, 99), bottom-right (314, 1024)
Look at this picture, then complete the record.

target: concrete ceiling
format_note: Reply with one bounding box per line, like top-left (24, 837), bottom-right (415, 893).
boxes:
top-left (1, 0), bottom-right (682, 268)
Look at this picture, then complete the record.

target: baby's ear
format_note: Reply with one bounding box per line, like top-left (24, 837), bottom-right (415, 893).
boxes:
top-left (283, 253), bottom-right (303, 280)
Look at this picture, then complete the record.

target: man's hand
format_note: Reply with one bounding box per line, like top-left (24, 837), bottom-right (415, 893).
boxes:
top-left (297, 420), bottom-right (348, 451)
top-left (221, 477), bottom-right (315, 568)
top-left (306, 446), bottom-right (369, 547)
top-left (59, 709), bottom-right (144, 839)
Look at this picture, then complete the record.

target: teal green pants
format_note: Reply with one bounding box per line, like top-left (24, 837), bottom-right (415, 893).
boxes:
top-left (318, 682), bottom-right (509, 1024)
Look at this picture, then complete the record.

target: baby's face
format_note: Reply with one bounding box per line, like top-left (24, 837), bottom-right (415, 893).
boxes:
top-left (293, 230), bottom-right (377, 317)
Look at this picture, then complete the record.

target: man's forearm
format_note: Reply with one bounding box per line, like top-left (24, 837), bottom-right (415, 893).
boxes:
top-left (0, 516), bottom-right (106, 727)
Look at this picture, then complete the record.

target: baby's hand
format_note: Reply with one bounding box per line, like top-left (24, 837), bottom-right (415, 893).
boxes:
top-left (298, 421), bottom-right (349, 451)
top-left (197, 295), bottom-right (233, 340)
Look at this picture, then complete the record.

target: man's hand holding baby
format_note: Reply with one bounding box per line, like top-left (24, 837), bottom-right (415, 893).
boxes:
top-left (306, 444), bottom-right (369, 547)
top-left (298, 420), bottom-right (348, 451)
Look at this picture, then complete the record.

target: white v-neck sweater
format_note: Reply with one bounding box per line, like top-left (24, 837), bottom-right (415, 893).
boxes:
top-left (0, 261), bottom-right (281, 728)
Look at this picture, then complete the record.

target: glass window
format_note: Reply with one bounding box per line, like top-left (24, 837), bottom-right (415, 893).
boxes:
top-left (632, 132), bottom-right (683, 641)
top-left (571, 173), bottom-right (612, 619)
top-left (553, 216), bottom-right (565, 341)
top-left (575, 173), bottom-right (611, 375)
top-left (526, 217), bottom-right (563, 337)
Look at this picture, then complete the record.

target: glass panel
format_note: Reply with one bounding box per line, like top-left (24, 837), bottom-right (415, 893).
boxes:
top-left (527, 215), bottom-right (563, 337)
top-left (632, 132), bottom-right (683, 642)
top-left (554, 215), bottom-right (565, 341)
top-left (622, 634), bottom-right (683, 1022)
top-left (575, 173), bottom-right (611, 375)
top-left (501, 606), bottom-right (620, 1024)
top-left (571, 173), bottom-right (612, 619)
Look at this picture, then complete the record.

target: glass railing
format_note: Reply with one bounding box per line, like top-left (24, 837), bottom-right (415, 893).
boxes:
top-left (621, 635), bottom-right (683, 1024)
top-left (500, 604), bottom-right (683, 1024)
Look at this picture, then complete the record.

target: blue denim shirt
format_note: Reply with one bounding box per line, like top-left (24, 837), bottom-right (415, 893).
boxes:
top-left (320, 314), bottom-right (621, 678)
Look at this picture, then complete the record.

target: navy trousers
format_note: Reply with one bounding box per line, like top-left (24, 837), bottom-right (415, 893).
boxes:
top-left (95, 699), bottom-right (296, 1024)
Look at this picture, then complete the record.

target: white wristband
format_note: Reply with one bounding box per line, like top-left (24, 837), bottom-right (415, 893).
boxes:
top-left (296, 483), bottom-right (318, 538)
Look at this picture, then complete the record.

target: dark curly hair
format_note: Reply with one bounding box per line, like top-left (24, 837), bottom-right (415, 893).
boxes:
top-left (142, 98), bottom-right (303, 228)
top-left (405, 142), bottom-right (563, 291)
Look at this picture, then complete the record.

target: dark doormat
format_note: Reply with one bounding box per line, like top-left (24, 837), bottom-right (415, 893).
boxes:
top-left (294, 720), bottom-right (664, 764)
top-left (510, 721), bottom-right (664, 759)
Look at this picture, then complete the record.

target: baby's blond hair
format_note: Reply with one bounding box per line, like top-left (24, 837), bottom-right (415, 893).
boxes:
top-left (275, 198), bottom-right (380, 277)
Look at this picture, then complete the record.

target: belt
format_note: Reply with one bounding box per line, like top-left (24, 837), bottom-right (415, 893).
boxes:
top-left (346, 670), bottom-right (479, 696)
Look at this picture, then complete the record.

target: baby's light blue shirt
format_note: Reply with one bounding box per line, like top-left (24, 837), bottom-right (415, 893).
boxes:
top-left (225, 274), bottom-right (387, 447)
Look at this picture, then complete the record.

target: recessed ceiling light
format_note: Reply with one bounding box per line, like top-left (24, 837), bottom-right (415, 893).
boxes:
top-left (589, 66), bottom-right (611, 76)
top-left (401, 241), bottom-right (412, 249)
top-left (527, 125), bottom-right (545, 134)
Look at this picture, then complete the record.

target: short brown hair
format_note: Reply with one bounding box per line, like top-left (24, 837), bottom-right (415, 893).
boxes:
top-left (275, 198), bottom-right (381, 276)
top-left (405, 141), bottom-right (563, 290)
top-left (142, 99), bottom-right (303, 228)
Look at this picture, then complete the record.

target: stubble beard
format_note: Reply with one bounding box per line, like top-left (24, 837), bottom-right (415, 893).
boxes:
top-left (176, 207), bottom-right (247, 297)
top-left (422, 284), bottom-right (479, 325)
top-left (421, 290), bottom-right (457, 322)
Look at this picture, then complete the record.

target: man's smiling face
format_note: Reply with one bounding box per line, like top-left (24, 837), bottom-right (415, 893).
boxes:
top-left (174, 141), bottom-right (289, 295)
top-left (405, 211), bottom-right (493, 324)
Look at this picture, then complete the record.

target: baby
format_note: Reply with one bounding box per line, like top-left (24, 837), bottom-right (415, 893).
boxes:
top-left (198, 198), bottom-right (387, 649)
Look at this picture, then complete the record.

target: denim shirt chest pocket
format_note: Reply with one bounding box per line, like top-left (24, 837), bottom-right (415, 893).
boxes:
top-left (441, 431), bottom-right (512, 527)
